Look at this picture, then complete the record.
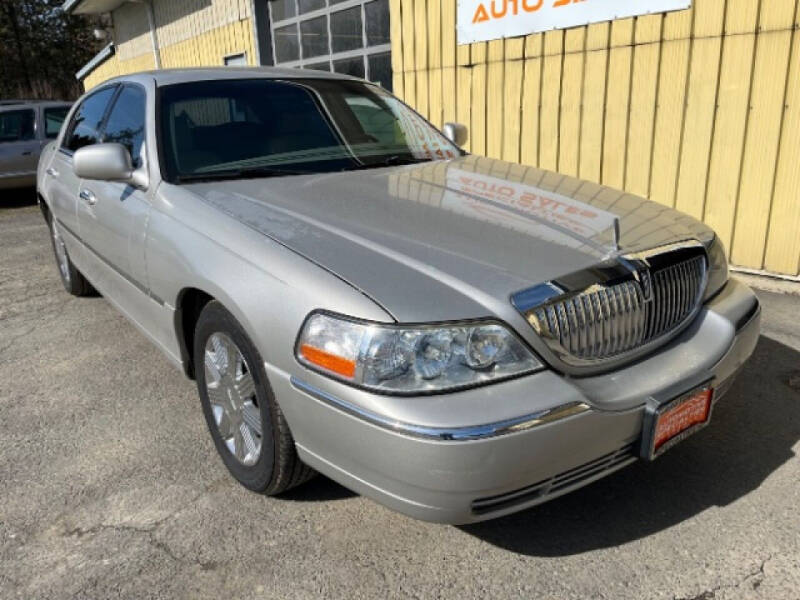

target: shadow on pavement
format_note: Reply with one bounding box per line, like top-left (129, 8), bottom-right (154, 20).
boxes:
top-left (1, 186), bottom-right (37, 209)
top-left (280, 473), bottom-right (357, 502)
top-left (460, 335), bottom-right (800, 556)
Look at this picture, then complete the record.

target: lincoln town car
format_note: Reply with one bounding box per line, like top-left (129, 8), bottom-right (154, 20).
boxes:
top-left (37, 68), bottom-right (760, 523)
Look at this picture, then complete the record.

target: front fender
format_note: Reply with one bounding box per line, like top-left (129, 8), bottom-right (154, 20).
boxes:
top-left (145, 185), bottom-right (392, 388)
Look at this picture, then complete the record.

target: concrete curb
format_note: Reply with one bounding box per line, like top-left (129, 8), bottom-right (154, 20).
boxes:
top-left (732, 272), bottom-right (800, 297)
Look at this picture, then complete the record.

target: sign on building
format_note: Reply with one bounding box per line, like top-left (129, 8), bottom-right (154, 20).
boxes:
top-left (457, 0), bottom-right (691, 45)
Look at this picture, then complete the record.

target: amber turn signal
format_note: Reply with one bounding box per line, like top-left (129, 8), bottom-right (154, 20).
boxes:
top-left (299, 343), bottom-right (357, 379)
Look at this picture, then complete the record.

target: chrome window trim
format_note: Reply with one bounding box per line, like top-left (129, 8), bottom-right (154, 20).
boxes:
top-left (512, 240), bottom-right (709, 371)
top-left (290, 376), bottom-right (591, 441)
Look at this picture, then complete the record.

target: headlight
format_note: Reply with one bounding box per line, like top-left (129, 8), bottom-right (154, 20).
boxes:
top-left (295, 312), bottom-right (543, 394)
top-left (704, 235), bottom-right (729, 300)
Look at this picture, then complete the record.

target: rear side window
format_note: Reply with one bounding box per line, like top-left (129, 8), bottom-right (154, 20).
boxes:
top-left (102, 86), bottom-right (146, 165)
top-left (0, 109), bottom-right (35, 143)
top-left (44, 106), bottom-right (71, 139)
top-left (63, 87), bottom-right (116, 152)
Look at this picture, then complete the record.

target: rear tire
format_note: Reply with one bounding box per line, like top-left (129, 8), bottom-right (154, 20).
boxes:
top-left (193, 300), bottom-right (315, 494)
top-left (48, 216), bottom-right (95, 297)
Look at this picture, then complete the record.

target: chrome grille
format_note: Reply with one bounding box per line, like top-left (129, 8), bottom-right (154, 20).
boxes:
top-left (526, 254), bottom-right (706, 363)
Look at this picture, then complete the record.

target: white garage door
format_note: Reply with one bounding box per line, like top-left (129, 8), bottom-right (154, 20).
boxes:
top-left (267, 0), bottom-right (392, 91)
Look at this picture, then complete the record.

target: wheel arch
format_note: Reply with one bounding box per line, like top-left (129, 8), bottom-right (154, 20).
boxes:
top-left (174, 287), bottom-right (214, 379)
top-left (37, 191), bottom-right (51, 223)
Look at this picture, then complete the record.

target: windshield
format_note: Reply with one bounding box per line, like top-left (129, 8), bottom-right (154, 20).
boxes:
top-left (158, 78), bottom-right (462, 182)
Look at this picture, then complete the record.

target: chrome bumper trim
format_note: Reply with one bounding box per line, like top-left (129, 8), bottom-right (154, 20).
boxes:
top-left (289, 376), bottom-right (591, 442)
top-left (735, 297), bottom-right (760, 333)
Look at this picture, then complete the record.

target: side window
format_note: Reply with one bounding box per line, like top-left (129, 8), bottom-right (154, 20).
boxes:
top-left (101, 85), bottom-right (146, 166)
top-left (63, 87), bottom-right (116, 153)
top-left (44, 106), bottom-right (71, 139)
top-left (0, 109), bottom-right (35, 143)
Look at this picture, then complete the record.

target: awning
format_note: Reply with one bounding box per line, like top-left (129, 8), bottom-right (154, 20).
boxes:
top-left (75, 43), bottom-right (115, 80)
top-left (62, 0), bottom-right (128, 15)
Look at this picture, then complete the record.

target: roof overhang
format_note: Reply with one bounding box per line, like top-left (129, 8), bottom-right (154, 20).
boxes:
top-left (62, 0), bottom-right (127, 15)
top-left (75, 43), bottom-right (115, 80)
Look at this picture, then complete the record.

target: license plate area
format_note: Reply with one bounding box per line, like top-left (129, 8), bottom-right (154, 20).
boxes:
top-left (640, 382), bottom-right (714, 460)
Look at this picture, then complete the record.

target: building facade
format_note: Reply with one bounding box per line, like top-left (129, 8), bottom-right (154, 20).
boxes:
top-left (71, 0), bottom-right (800, 279)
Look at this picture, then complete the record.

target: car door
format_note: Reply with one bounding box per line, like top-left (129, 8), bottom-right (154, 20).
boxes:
top-left (42, 86), bottom-right (118, 268)
top-left (75, 83), bottom-right (152, 312)
top-left (0, 107), bottom-right (39, 181)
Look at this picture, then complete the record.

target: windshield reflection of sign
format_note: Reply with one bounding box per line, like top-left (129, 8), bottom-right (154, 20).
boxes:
top-left (387, 98), bottom-right (457, 161)
top-left (443, 168), bottom-right (618, 250)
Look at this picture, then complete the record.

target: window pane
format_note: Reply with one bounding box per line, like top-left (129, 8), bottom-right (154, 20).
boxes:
top-left (365, 0), bottom-right (389, 46)
top-left (64, 86), bottom-right (116, 152)
top-left (298, 0), bottom-right (324, 14)
top-left (333, 56), bottom-right (365, 78)
top-left (274, 24), bottom-right (300, 62)
top-left (368, 52), bottom-right (392, 91)
top-left (270, 0), bottom-right (296, 21)
top-left (300, 16), bottom-right (328, 59)
top-left (44, 107), bottom-right (70, 139)
top-left (0, 109), bottom-right (35, 142)
top-left (304, 62), bottom-right (330, 71)
top-left (330, 6), bottom-right (363, 53)
top-left (102, 86), bottom-right (146, 166)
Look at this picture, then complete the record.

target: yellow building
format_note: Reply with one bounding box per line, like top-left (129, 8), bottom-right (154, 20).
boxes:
top-left (70, 0), bottom-right (800, 278)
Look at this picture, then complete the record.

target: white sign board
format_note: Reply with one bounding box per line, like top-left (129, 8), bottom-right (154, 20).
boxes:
top-left (457, 0), bottom-right (691, 45)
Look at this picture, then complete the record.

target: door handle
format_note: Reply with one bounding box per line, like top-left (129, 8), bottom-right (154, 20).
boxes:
top-left (22, 151), bottom-right (33, 156)
top-left (79, 189), bottom-right (97, 206)
top-left (46, 167), bottom-right (59, 177)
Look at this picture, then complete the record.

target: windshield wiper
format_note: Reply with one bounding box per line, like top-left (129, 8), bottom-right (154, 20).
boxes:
top-left (175, 166), bottom-right (304, 183)
top-left (345, 155), bottom-right (435, 171)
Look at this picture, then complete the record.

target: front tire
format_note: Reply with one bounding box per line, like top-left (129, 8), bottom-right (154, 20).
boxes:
top-left (48, 216), bottom-right (95, 296)
top-left (193, 301), bottom-right (314, 494)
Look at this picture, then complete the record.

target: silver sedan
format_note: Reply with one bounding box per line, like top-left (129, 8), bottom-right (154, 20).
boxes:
top-left (37, 68), bottom-right (760, 524)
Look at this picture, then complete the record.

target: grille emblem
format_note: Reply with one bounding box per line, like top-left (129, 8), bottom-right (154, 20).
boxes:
top-left (637, 269), bottom-right (653, 302)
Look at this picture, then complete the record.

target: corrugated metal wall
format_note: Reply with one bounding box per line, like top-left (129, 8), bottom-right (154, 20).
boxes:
top-left (390, 0), bottom-right (800, 277)
top-left (83, 0), bottom-right (256, 90)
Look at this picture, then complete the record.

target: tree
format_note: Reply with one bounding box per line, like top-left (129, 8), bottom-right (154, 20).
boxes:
top-left (0, 0), bottom-right (106, 100)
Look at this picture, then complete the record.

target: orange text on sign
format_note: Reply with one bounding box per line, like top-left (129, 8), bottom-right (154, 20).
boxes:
top-left (473, 0), bottom-right (587, 24)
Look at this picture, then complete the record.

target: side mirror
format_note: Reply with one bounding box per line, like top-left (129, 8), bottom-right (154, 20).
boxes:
top-left (442, 122), bottom-right (468, 147)
top-left (74, 143), bottom-right (146, 188)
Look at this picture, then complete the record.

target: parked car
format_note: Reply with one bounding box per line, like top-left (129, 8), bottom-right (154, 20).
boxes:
top-left (1, 100), bottom-right (72, 190)
top-left (37, 68), bottom-right (760, 524)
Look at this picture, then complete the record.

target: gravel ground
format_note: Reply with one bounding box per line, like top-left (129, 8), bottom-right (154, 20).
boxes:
top-left (1, 191), bottom-right (799, 599)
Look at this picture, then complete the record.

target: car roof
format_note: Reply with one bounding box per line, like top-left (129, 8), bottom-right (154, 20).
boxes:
top-left (100, 66), bottom-right (362, 88)
top-left (0, 99), bottom-right (72, 108)
top-left (0, 98), bottom-right (72, 106)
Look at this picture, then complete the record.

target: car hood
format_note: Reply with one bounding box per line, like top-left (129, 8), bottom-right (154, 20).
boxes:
top-left (185, 155), bottom-right (713, 322)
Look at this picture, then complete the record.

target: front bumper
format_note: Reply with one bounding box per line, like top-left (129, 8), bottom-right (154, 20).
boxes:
top-left (272, 279), bottom-right (761, 524)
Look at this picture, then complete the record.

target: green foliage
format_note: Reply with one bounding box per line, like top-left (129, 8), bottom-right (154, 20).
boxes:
top-left (0, 0), bottom-right (105, 100)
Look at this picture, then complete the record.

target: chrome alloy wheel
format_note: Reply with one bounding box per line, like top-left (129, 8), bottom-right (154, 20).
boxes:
top-left (204, 332), bottom-right (262, 466)
top-left (51, 220), bottom-right (70, 285)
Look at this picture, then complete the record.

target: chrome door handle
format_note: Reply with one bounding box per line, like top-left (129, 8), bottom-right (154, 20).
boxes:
top-left (79, 189), bottom-right (97, 206)
top-left (46, 167), bottom-right (59, 177)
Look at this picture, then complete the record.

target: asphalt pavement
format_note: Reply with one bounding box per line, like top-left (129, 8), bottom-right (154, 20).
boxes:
top-left (1, 190), bottom-right (798, 599)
